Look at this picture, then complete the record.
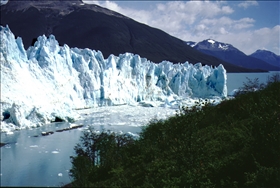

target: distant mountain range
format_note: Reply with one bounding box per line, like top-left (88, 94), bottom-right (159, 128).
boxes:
top-left (0, 0), bottom-right (260, 73)
top-left (249, 50), bottom-right (280, 69)
top-left (186, 39), bottom-right (280, 71)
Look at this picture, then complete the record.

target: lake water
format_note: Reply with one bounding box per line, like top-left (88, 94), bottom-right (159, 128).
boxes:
top-left (1, 71), bottom-right (279, 187)
top-left (0, 120), bottom-right (144, 187)
top-left (227, 71), bottom-right (279, 95)
top-left (0, 106), bottom-right (175, 187)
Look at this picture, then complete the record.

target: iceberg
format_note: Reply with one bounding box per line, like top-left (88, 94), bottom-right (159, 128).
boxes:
top-left (0, 25), bottom-right (227, 131)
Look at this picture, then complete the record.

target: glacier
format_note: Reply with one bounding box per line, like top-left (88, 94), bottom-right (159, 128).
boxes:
top-left (0, 25), bottom-right (227, 132)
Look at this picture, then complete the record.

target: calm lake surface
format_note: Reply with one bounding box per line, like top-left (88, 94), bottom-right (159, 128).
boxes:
top-left (1, 71), bottom-right (279, 187)
top-left (227, 71), bottom-right (279, 95)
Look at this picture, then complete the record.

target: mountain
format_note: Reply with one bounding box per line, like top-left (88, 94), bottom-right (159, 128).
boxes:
top-left (186, 39), bottom-right (280, 71)
top-left (0, 0), bottom-right (255, 72)
top-left (0, 25), bottom-right (227, 132)
top-left (249, 50), bottom-right (280, 69)
top-left (185, 41), bottom-right (197, 47)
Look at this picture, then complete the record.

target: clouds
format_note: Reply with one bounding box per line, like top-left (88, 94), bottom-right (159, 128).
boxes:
top-left (84, 0), bottom-right (153, 25)
top-left (214, 25), bottom-right (279, 55)
top-left (83, 1), bottom-right (279, 55)
top-left (192, 16), bottom-right (256, 39)
top-left (0, 0), bottom-right (8, 5)
top-left (238, 1), bottom-right (258, 9)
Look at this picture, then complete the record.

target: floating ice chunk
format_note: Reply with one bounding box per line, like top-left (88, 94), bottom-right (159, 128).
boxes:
top-left (139, 101), bottom-right (158, 107)
top-left (51, 151), bottom-right (59, 154)
top-left (58, 173), bottom-right (63, 177)
top-left (127, 132), bottom-right (140, 138)
top-left (30, 145), bottom-right (38, 148)
top-left (229, 89), bottom-right (240, 96)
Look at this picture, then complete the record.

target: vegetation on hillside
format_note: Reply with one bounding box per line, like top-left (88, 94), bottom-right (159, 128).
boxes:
top-left (69, 74), bottom-right (280, 187)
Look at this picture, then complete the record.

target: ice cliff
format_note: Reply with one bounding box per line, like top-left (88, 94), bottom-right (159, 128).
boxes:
top-left (0, 25), bottom-right (227, 131)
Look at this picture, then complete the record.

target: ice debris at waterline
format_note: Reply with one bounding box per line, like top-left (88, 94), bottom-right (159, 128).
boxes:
top-left (0, 25), bottom-right (227, 132)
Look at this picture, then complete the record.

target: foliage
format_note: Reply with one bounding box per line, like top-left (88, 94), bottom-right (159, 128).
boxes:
top-left (267, 72), bottom-right (280, 84)
top-left (235, 72), bottom-right (280, 96)
top-left (69, 76), bottom-right (280, 187)
top-left (69, 129), bottom-right (136, 187)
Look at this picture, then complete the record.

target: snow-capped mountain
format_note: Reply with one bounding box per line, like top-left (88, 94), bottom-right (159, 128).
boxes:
top-left (186, 39), bottom-right (280, 71)
top-left (190, 39), bottom-right (236, 52)
top-left (0, 0), bottom-right (252, 72)
top-left (249, 50), bottom-right (280, 68)
top-left (0, 26), bottom-right (227, 132)
top-left (185, 41), bottom-right (197, 47)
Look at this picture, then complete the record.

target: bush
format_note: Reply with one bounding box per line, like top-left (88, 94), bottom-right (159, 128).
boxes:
top-left (69, 128), bottom-right (136, 187)
top-left (235, 72), bottom-right (280, 96)
top-left (267, 72), bottom-right (280, 84)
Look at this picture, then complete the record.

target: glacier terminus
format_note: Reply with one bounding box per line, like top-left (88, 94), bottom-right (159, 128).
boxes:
top-left (0, 25), bottom-right (227, 132)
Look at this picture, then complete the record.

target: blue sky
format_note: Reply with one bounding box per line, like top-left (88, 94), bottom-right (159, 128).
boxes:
top-left (83, 0), bottom-right (279, 55)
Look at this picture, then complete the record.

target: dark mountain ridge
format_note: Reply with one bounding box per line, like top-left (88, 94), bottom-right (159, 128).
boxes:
top-left (249, 50), bottom-right (280, 69)
top-left (186, 39), bottom-right (279, 71)
top-left (1, 0), bottom-right (259, 72)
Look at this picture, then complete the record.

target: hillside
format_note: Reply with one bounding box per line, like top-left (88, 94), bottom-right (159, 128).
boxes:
top-left (1, 0), bottom-right (256, 72)
top-left (250, 50), bottom-right (280, 69)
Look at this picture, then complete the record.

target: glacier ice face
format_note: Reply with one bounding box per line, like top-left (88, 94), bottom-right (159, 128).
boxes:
top-left (0, 25), bottom-right (227, 131)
